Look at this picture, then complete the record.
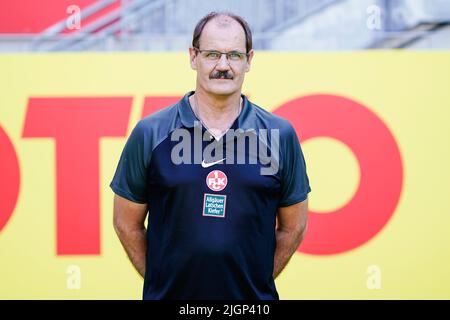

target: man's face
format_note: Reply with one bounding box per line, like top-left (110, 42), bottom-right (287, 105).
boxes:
top-left (189, 17), bottom-right (254, 97)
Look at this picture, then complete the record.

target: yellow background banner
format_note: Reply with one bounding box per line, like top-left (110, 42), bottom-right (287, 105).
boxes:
top-left (0, 52), bottom-right (449, 299)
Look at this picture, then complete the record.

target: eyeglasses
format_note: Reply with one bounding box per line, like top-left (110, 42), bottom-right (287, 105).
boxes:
top-left (193, 47), bottom-right (248, 63)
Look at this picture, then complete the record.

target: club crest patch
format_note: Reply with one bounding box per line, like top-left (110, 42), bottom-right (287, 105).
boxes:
top-left (206, 170), bottom-right (228, 191)
top-left (202, 194), bottom-right (227, 218)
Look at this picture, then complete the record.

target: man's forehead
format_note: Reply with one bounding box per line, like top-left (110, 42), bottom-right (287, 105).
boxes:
top-left (199, 16), bottom-right (246, 51)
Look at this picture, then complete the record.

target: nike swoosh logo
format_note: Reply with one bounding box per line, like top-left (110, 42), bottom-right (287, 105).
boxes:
top-left (201, 158), bottom-right (226, 168)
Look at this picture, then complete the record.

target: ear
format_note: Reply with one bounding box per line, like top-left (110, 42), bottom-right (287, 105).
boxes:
top-left (189, 47), bottom-right (198, 71)
top-left (244, 49), bottom-right (254, 73)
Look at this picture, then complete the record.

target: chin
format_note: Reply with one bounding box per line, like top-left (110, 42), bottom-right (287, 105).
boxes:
top-left (207, 83), bottom-right (238, 96)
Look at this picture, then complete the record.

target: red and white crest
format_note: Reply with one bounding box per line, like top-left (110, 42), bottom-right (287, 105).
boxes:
top-left (206, 170), bottom-right (228, 192)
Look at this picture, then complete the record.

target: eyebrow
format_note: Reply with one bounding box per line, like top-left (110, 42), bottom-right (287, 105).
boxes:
top-left (201, 48), bottom-right (246, 52)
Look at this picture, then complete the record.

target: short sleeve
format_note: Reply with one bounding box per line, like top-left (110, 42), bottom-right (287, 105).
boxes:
top-left (279, 123), bottom-right (311, 207)
top-left (110, 120), bottom-right (150, 204)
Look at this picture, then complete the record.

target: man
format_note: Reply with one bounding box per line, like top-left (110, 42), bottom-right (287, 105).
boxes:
top-left (110, 12), bottom-right (311, 300)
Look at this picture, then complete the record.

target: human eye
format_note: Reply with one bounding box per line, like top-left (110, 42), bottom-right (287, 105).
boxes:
top-left (227, 52), bottom-right (243, 61)
top-left (204, 51), bottom-right (221, 60)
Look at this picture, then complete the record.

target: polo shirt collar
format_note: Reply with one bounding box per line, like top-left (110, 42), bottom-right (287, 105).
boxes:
top-left (178, 91), bottom-right (257, 131)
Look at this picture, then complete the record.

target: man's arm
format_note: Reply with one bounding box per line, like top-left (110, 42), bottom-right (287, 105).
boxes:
top-left (273, 198), bottom-right (309, 279)
top-left (113, 194), bottom-right (148, 278)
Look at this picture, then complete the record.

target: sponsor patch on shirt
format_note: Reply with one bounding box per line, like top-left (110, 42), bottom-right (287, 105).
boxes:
top-left (202, 193), bottom-right (227, 218)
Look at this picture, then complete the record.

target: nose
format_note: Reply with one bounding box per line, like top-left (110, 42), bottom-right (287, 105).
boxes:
top-left (215, 53), bottom-right (230, 70)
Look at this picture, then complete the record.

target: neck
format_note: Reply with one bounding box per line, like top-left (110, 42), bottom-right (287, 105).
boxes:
top-left (193, 89), bottom-right (241, 117)
top-left (189, 89), bottom-right (242, 140)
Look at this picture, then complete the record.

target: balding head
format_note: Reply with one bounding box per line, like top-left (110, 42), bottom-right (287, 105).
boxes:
top-left (192, 12), bottom-right (252, 53)
top-left (210, 14), bottom-right (236, 28)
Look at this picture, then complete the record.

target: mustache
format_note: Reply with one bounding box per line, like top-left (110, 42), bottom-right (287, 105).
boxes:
top-left (210, 71), bottom-right (233, 80)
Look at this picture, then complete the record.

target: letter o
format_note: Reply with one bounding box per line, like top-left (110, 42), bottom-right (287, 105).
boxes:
top-left (0, 126), bottom-right (20, 232)
top-left (274, 94), bottom-right (403, 255)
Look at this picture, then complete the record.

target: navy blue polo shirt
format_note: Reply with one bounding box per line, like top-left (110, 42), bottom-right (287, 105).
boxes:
top-left (110, 91), bottom-right (311, 300)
